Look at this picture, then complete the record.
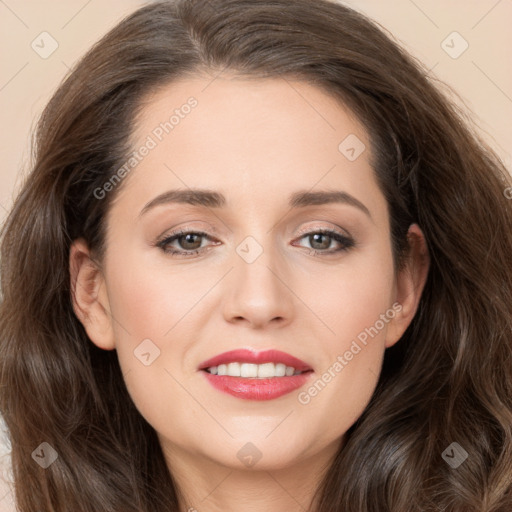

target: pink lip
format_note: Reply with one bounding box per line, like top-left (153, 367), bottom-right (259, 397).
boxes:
top-left (198, 349), bottom-right (313, 372)
top-left (198, 349), bottom-right (314, 401)
top-left (201, 372), bottom-right (313, 401)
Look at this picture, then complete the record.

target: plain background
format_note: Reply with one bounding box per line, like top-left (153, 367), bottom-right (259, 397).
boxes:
top-left (0, 0), bottom-right (511, 509)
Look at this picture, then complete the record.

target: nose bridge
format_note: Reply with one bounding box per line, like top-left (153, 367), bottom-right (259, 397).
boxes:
top-left (222, 232), bottom-right (294, 327)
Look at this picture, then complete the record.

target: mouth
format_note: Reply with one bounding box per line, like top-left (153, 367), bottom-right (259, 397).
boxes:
top-left (198, 349), bottom-right (314, 400)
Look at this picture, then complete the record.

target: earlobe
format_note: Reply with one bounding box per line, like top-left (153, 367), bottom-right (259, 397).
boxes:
top-left (385, 223), bottom-right (430, 348)
top-left (69, 238), bottom-right (116, 351)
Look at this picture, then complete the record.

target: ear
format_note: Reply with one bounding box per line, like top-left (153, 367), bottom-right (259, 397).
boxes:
top-left (69, 238), bottom-right (116, 350)
top-left (385, 223), bottom-right (430, 348)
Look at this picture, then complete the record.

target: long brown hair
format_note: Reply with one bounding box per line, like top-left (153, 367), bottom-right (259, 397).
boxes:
top-left (1, 0), bottom-right (511, 510)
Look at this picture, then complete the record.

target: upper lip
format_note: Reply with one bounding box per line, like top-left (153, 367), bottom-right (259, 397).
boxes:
top-left (198, 349), bottom-right (313, 372)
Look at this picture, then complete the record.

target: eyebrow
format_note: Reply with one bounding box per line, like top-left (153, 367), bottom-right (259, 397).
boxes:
top-left (139, 188), bottom-right (371, 219)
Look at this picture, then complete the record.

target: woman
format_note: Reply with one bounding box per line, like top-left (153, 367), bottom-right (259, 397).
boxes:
top-left (1, 0), bottom-right (511, 510)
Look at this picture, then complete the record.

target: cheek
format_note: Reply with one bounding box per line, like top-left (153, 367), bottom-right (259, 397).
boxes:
top-left (107, 271), bottom-right (168, 340)
top-left (101, 246), bottom-right (214, 409)
top-left (297, 243), bottom-right (395, 432)
top-left (298, 304), bottom-right (391, 449)
top-left (102, 261), bottom-right (193, 436)
top-left (103, 243), bottom-right (197, 341)
top-left (100, 248), bottom-right (179, 387)
top-left (310, 239), bottom-right (396, 350)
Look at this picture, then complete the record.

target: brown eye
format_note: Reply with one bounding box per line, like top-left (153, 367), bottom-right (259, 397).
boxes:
top-left (176, 233), bottom-right (204, 251)
top-left (157, 230), bottom-right (216, 257)
top-left (295, 229), bottom-right (355, 255)
top-left (308, 233), bottom-right (332, 250)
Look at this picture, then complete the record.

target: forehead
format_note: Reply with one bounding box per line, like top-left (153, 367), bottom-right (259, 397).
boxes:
top-left (114, 74), bottom-right (384, 217)
top-left (131, 73), bottom-right (368, 154)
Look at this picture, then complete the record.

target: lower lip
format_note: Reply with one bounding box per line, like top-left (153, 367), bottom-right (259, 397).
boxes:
top-left (201, 370), bottom-right (313, 400)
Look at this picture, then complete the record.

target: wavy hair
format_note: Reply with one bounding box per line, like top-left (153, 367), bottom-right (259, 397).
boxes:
top-left (1, 0), bottom-right (511, 510)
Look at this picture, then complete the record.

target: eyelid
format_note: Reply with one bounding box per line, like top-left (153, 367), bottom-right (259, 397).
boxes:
top-left (157, 223), bottom-right (350, 243)
top-left (155, 222), bottom-right (218, 242)
top-left (157, 227), bottom-right (203, 241)
top-left (294, 222), bottom-right (352, 239)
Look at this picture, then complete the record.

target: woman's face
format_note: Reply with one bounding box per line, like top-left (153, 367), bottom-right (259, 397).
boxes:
top-left (72, 74), bottom-right (426, 475)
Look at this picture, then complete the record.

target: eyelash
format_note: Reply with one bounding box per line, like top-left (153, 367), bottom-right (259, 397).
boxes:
top-left (156, 228), bottom-right (355, 258)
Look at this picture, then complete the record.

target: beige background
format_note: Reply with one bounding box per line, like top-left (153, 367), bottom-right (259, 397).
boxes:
top-left (0, 0), bottom-right (511, 509)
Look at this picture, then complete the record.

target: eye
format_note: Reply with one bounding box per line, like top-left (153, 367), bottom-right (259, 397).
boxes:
top-left (156, 230), bottom-right (218, 257)
top-left (293, 229), bottom-right (355, 255)
top-left (156, 228), bottom-right (355, 258)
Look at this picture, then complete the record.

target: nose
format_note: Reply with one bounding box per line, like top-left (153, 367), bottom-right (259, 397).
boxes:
top-left (222, 242), bottom-right (295, 329)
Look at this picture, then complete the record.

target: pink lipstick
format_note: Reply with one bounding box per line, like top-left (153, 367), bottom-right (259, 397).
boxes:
top-left (198, 349), bottom-right (314, 401)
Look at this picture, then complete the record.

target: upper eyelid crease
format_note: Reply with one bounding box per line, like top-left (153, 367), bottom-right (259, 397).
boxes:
top-left (139, 188), bottom-right (372, 220)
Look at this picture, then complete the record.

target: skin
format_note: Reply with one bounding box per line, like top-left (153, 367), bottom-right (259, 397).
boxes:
top-left (70, 74), bottom-right (429, 512)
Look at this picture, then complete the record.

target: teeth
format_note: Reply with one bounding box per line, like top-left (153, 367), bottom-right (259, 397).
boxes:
top-left (275, 363), bottom-right (286, 377)
top-left (241, 363), bottom-right (258, 378)
top-left (257, 363), bottom-right (274, 378)
top-left (227, 362), bottom-right (240, 376)
top-left (208, 362), bottom-right (302, 378)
